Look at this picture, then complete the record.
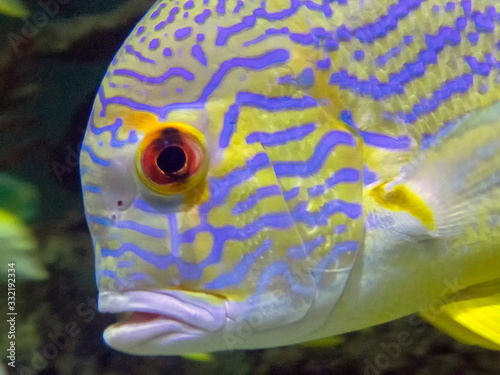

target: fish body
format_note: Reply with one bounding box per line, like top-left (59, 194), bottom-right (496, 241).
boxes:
top-left (80, 0), bottom-right (500, 355)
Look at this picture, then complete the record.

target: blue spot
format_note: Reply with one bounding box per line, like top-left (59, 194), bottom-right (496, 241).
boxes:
top-left (456, 16), bottom-right (467, 30)
top-left (403, 35), bottom-right (413, 44)
top-left (163, 48), bottom-right (172, 57)
top-left (336, 25), bottom-right (351, 41)
top-left (462, 0), bottom-right (471, 15)
top-left (136, 26), bottom-right (145, 36)
top-left (445, 2), bottom-right (455, 12)
top-left (297, 67), bottom-right (315, 86)
top-left (353, 50), bottom-right (365, 61)
top-left (149, 39), bottom-right (160, 50)
top-left (468, 32), bottom-right (479, 45)
top-left (175, 27), bottom-right (192, 40)
top-left (316, 57), bottom-right (331, 69)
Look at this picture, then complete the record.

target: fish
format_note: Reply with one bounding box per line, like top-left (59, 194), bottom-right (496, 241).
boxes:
top-left (0, 174), bottom-right (47, 282)
top-left (0, 0), bottom-right (29, 18)
top-left (80, 0), bottom-right (500, 356)
top-left (0, 208), bottom-right (48, 282)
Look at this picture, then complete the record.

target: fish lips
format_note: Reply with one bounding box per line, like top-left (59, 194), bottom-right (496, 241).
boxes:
top-left (99, 290), bottom-right (227, 355)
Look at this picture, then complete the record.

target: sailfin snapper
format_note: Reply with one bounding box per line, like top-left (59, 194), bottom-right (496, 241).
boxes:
top-left (80, 0), bottom-right (500, 355)
top-left (0, 0), bottom-right (29, 18)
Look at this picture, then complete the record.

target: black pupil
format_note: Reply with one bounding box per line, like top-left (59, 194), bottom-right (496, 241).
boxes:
top-left (157, 146), bottom-right (187, 174)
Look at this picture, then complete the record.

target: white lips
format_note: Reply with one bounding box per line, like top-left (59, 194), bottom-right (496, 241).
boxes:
top-left (99, 290), bottom-right (227, 353)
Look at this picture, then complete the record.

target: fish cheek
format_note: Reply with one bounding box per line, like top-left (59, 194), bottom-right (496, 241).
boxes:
top-left (99, 158), bottom-right (138, 213)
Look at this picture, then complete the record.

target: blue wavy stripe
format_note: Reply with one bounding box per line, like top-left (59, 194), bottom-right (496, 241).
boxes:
top-left (273, 131), bottom-right (356, 177)
top-left (363, 165), bottom-right (378, 185)
top-left (292, 200), bottom-right (362, 226)
top-left (125, 45), bottom-right (155, 64)
top-left (87, 215), bottom-right (114, 227)
top-left (169, 214), bottom-right (180, 258)
top-left (82, 185), bottom-right (102, 194)
top-left (133, 199), bottom-right (158, 213)
top-left (361, 131), bottom-right (412, 150)
top-left (255, 261), bottom-right (315, 298)
top-left (81, 145), bottom-right (111, 167)
top-left (79, 166), bottom-right (92, 176)
top-left (204, 239), bottom-right (272, 289)
top-left (101, 243), bottom-right (178, 270)
top-left (217, 0), bottom-right (338, 47)
top-left (219, 104), bottom-right (240, 148)
top-left (334, 224), bottom-right (347, 234)
top-left (287, 236), bottom-right (325, 259)
top-left (246, 122), bottom-right (316, 146)
top-left (283, 187), bottom-right (300, 201)
top-left (114, 66), bottom-right (195, 84)
top-left (232, 185), bottom-right (282, 215)
top-left (103, 49), bottom-right (290, 118)
top-left (388, 73), bottom-right (474, 123)
top-left (116, 220), bottom-right (166, 238)
top-left (99, 270), bottom-right (116, 279)
top-left (90, 118), bottom-right (138, 148)
top-left (236, 92), bottom-right (318, 111)
top-left (181, 212), bottom-right (294, 244)
top-left (329, 17), bottom-right (484, 102)
top-left (308, 168), bottom-right (360, 197)
top-left (208, 153), bottom-right (270, 206)
top-left (191, 44), bottom-right (208, 66)
top-left (314, 241), bottom-right (359, 282)
top-left (116, 261), bottom-right (134, 268)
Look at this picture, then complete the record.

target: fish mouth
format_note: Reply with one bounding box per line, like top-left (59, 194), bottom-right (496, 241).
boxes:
top-left (99, 290), bottom-right (227, 355)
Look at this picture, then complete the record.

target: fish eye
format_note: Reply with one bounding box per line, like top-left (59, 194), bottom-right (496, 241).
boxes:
top-left (135, 123), bottom-right (208, 195)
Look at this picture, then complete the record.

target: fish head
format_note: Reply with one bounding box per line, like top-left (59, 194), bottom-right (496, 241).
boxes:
top-left (80, 1), bottom-right (364, 355)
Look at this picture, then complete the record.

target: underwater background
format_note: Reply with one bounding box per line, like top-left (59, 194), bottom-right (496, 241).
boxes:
top-left (1, 1), bottom-right (500, 374)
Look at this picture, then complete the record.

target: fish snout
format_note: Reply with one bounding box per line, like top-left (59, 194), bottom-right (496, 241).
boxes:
top-left (99, 290), bottom-right (228, 355)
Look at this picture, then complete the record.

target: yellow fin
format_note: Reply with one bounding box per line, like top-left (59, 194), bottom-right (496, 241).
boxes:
top-left (420, 279), bottom-right (500, 350)
top-left (0, 0), bottom-right (29, 18)
top-left (181, 353), bottom-right (213, 362)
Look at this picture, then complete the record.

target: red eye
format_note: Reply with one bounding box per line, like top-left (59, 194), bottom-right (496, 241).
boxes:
top-left (136, 123), bottom-right (208, 194)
